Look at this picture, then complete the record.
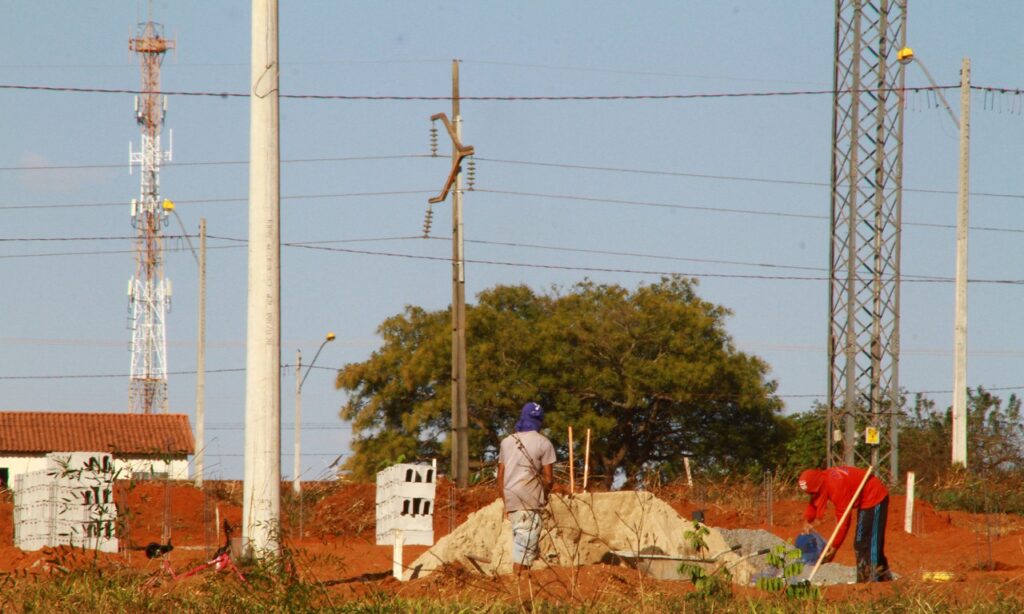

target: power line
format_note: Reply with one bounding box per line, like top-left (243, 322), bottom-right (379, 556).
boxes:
top-left (216, 452), bottom-right (349, 458)
top-left (434, 236), bottom-right (827, 273)
top-left (0, 229), bottom-right (1009, 282)
top-left (284, 239), bottom-right (1013, 283)
top-left (0, 82), bottom-right (960, 101)
top-left (0, 59), bottom-right (449, 69)
top-left (0, 153), bottom-right (431, 172)
top-left (6, 183), bottom-right (1024, 238)
top-left (4, 150), bottom-right (1024, 204)
top-left (0, 235), bottom-right (426, 260)
top-left (475, 157), bottom-right (1024, 201)
top-left (0, 189), bottom-right (435, 211)
top-left (0, 245), bottom-right (239, 261)
top-left (471, 189), bottom-right (823, 223)
top-left (462, 59), bottom-right (828, 86)
top-left (207, 422), bottom-right (351, 431)
top-left (0, 367), bottom-right (246, 380)
top-left (475, 188), bottom-right (1024, 233)
top-left (0, 234), bottom-right (193, 242)
top-left (0, 362), bottom-right (342, 381)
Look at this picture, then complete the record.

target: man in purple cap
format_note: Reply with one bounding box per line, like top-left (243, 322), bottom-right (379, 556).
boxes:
top-left (497, 401), bottom-right (556, 574)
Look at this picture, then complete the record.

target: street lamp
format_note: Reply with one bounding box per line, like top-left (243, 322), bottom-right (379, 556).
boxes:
top-left (899, 47), bottom-right (971, 467)
top-left (295, 332), bottom-right (336, 495)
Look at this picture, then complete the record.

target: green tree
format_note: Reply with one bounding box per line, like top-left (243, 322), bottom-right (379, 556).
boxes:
top-left (899, 388), bottom-right (1024, 484)
top-left (336, 276), bottom-right (788, 484)
top-left (778, 404), bottom-right (828, 479)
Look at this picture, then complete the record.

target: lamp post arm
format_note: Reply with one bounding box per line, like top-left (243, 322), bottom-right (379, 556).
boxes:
top-left (912, 58), bottom-right (960, 128)
top-left (299, 337), bottom-right (331, 391)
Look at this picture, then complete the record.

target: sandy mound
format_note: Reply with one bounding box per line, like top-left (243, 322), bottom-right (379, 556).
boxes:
top-left (405, 491), bottom-right (764, 583)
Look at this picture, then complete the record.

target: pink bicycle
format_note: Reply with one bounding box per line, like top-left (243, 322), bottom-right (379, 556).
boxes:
top-left (144, 521), bottom-right (246, 588)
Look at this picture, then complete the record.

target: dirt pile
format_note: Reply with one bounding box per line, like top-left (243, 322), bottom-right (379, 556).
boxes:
top-left (405, 491), bottom-right (766, 583)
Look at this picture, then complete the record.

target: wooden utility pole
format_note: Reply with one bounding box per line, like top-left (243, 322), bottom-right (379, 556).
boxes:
top-left (194, 218), bottom-right (207, 488)
top-left (450, 60), bottom-right (469, 488)
top-left (428, 62), bottom-right (471, 487)
top-left (429, 61), bottom-right (473, 488)
top-left (294, 349), bottom-right (302, 494)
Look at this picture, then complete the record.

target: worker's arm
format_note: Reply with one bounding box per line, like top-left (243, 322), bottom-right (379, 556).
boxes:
top-left (542, 463), bottom-right (554, 496)
top-left (497, 462), bottom-right (506, 510)
top-left (802, 492), bottom-right (828, 530)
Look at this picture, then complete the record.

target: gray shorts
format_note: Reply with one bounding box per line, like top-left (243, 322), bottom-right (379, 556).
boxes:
top-left (509, 509), bottom-right (542, 566)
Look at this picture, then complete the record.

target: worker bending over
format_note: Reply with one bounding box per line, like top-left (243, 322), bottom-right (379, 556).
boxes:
top-left (799, 465), bottom-right (893, 582)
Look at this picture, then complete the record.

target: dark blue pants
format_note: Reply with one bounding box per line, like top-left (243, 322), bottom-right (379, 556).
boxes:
top-left (854, 495), bottom-right (892, 582)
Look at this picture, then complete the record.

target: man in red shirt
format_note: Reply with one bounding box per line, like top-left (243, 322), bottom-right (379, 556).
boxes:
top-left (799, 465), bottom-right (893, 582)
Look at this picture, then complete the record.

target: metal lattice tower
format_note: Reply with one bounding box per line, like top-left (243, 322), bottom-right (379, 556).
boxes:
top-left (127, 21), bottom-right (174, 414)
top-left (827, 0), bottom-right (907, 483)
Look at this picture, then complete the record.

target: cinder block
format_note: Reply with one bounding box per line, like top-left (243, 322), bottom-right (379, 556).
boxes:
top-left (46, 452), bottom-right (113, 474)
top-left (377, 496), bottom-right (435, 518)
top-left (15, 534), bottom-right (49, 552)
top-left (391, 514), bottom-right (433, 532)
top-left (397, 482), bottom-right (436, 500)
top-left (376, 528), bottom-right (434, 547)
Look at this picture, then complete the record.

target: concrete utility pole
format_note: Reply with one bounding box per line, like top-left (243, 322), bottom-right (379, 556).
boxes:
top-left (952, 57), bottom-right (971, 466)
top-left (898, 49), bottom-right (971, 467)
top-left (194, 218), bottom-right (207, 488)
top-left (243, 0), bottom-right (281, 558)
top-left (428, 61), bottom-right (474, 488)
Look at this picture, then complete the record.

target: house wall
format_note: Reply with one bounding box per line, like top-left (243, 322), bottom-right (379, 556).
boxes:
top-left (0, 456), bottom-right (49, 487)
top-left (114, 458), bottom-right (189, 480)
top-left (0, 454), bottom-right (189, 487)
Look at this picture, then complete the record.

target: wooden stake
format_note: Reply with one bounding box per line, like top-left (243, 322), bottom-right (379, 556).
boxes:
top-left (808, 465), bottom-right (874, 582)
top-left (904, 471), bottom-right (916, 534)
top-left (393, 529), bottom-right (405, 581)
top-left (583, 428), bottom-right (591, 491)
top-left (568, 426), bottom-right (575, 494)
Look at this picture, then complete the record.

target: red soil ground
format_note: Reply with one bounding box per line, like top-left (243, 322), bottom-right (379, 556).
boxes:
top-left (2, 478), bottom-right (1023, 607)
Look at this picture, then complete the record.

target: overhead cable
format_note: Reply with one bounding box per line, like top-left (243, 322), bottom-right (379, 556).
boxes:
top-left (0, 82), bottom-right (960, 101)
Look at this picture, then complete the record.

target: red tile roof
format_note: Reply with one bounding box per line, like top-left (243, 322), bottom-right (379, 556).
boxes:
top-left (0, 412), bottom-right (194, 456)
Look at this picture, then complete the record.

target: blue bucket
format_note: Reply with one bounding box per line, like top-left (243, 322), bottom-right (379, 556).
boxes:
top-left (795, 531), bottom-right (826, 564)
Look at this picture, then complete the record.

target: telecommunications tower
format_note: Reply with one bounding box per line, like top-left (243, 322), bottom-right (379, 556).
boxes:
top-left (827, 0), bottom-right (907, 482)
top-left (127, 21), bottom-right (174, 413)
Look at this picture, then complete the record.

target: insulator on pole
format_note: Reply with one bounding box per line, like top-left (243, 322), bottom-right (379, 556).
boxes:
top-left (430, 123), bottom-right (439, 157)
top-left (422, 205), bottom-right (434, 238)
top-left (466, 158), bottom-right (476, 191)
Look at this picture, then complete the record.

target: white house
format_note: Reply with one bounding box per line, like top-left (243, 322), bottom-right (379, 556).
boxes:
top-left (0, 412), bottom-right (194, 487)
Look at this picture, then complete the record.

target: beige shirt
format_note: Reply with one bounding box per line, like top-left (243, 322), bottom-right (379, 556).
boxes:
top-left (499, 431), bottom-right (556, 512)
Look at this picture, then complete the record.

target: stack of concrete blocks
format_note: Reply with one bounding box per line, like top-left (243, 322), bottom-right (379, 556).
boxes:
top-left (376, 463), bottom-right (436, 546)
top-left (13, 452), bottom-right (118, 553)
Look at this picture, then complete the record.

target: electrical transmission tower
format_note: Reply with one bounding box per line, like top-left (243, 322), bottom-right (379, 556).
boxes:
top-left (127, 21), bottom-right (174, 414)
top-left (827, 0), bottom-right (907, 483)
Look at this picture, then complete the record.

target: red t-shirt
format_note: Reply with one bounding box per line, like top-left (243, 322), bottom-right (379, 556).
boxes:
top-left (803, 466), bottom-right (888, 549)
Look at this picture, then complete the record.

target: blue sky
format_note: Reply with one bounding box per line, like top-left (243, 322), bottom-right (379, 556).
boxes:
top-left (2, 2), bottom-right (1023, 480)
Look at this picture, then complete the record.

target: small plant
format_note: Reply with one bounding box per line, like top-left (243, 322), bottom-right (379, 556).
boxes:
top-left (678, 521), bottom-right (733, 602)
top-left (755, 543), bottom-right (820, 600)
top-left (683, 520), bottom-right (710, 556)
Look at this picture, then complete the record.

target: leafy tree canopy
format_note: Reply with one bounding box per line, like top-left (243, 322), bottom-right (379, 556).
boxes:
top-left (336, 276), bottom-right (789, 484)
top-left (900, 387), bottom-right (1024, 484)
